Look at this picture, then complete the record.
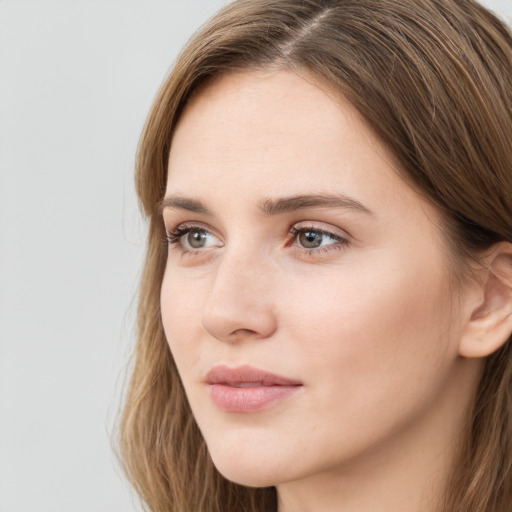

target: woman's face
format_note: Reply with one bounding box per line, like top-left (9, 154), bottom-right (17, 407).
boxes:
top-left (161, 70), bottom-right (477, 489)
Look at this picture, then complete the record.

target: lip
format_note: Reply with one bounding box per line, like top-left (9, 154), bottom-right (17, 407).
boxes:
top-left (205, 365), bottom-right (303, 413)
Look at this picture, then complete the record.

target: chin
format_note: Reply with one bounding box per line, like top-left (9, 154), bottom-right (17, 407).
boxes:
top-left (212, 457), bottom-right (281, 488)
top-left (205, 437), bottom-right (290, 488)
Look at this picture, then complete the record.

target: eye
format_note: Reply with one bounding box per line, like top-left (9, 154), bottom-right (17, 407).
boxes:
top-left (297, 230), bottom-right (328, 249)
top-left (182, 229), bottom-right (211, 249)
top-left (166, 225), bottom-right (222, 251)
top-left (289, 226), bottom-right (349, 252)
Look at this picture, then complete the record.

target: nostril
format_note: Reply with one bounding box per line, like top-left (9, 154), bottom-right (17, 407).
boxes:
top-left (233, 328), bottom-right (259, 336)
top-left (200, 303), bottom-right (277, 343)
top-left (228, 328), bottom-right (264, 342)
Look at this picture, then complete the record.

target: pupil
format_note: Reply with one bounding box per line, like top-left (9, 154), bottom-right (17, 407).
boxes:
top-left (188, 230), bottom-right (207, 248)
top-left (299, 231), bottom-right (322, 248)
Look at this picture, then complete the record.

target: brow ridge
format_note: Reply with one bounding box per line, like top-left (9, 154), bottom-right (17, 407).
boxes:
top-left (160, 196), bottom-right (213, 215)
top-left (160, 193), bottom-right (373, 217)
top-left (258, 194), bottom-right (373, 216)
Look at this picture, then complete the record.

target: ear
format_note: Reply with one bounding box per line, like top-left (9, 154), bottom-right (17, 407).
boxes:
top-left (459, 243), bottom-right (512, 358)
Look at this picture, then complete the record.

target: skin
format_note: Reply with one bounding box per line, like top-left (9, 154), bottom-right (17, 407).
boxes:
top-left (160, 69), bottom-right (484, 512)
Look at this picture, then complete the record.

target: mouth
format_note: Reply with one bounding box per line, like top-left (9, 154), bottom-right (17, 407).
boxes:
top-left (204, 365), bottom-right (303, 413)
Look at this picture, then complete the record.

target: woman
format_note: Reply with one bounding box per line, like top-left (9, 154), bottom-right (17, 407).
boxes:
top-left (119, 1), bottom-right (512, 511)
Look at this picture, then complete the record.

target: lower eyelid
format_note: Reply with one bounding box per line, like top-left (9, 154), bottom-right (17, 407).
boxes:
top-left (295, 242), bottom-right (347, 253)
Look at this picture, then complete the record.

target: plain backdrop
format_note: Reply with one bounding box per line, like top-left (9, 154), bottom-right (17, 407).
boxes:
top-left (0, 1), bottom-right (510, 511)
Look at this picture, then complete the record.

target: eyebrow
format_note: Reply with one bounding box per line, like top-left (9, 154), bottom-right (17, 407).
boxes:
top-left (160, 196), bottom-right (213, 215)
top-left (160, 193), bottom-right (373, 217)
top-left (258, 194), bottom-right (373, 216)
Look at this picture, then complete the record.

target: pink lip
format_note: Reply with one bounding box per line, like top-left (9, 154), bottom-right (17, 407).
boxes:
top-left (205, 365), bottom-right (303, 413)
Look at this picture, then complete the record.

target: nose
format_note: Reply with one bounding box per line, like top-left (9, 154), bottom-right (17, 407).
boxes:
top-left (200, 251), bottom-right (278, 343)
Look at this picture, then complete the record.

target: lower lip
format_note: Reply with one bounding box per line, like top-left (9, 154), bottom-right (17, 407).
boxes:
top-left (209, 384), bottom-right (301, 413)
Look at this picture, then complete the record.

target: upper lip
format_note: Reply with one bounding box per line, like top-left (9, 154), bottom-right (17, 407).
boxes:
top-left (205, 365), bottom-right (302, 387)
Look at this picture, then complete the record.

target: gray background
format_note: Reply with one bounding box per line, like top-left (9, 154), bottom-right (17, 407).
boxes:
top-left (0, 1), bottom-right (510, 511)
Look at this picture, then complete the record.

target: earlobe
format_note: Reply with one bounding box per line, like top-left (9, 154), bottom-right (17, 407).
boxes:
top-left (459, 244), bottom-right (512, 359)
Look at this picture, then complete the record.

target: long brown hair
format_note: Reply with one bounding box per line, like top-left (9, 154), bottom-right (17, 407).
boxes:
top-left (118, 1), bottom-right (512, 511)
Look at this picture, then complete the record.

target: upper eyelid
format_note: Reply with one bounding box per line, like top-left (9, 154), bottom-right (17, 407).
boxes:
top-left (165, 220), bottom-right (217, 235)
top-left (290, 222), bottom-right (351, 240)
top-left (164, 220), bottom-right (349, 238)
top-left (290, 224), bottom-right (345, 235)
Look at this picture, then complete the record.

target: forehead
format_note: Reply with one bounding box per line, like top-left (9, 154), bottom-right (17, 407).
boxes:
top-left (169, 70), bottom-right (386, 190)
top-left (166, 69), bottom-right (438, 228)
top-left (174, 69), bottom-right (357, 140)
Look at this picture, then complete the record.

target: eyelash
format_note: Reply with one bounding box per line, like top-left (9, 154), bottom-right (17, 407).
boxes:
top-left (165, 223), bottom-right (211, 252)
top-left (164, 223), bottom-right (350, 257)
top-left (287, 226), bottom-right (350, 256)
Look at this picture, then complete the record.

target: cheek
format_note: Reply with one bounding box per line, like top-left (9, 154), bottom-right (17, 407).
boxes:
top-left (279, 249), bottom-right (457, 430)
top-left (282, 251), bottom-right (449, 351)
top-left (160, 269), bottom-right (205, 370)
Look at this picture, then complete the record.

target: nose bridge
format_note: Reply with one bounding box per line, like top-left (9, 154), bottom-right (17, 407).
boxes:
top-left (222, 244), bottom-right (267, 288)
top-left (200, 244), bottom-right (277, 342)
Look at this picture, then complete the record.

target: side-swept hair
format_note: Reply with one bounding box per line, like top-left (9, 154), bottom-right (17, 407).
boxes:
top-left (119, 1), bottom-right (512, 510)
